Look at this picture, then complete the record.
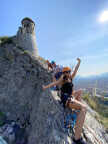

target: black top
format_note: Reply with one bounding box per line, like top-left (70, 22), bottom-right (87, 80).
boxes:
top-left (61, 76), bottom-right (73, 95)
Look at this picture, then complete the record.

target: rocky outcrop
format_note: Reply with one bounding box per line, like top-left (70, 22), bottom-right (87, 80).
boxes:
top-left (0, 40), bottom-right (108, 144)
top-left (83, 101), bottom-right (108, 144)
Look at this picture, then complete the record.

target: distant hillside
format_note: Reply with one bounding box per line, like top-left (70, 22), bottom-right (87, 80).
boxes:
top-left (74, 72), bottom-right (108, 91)
top-left (83, 94), bottom-right (108, 130)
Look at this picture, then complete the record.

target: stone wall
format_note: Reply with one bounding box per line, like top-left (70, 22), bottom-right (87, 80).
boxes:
top-left (0, 41), bottom-right (108, 144)
top-left (16, 17), bottom-right (38, 57)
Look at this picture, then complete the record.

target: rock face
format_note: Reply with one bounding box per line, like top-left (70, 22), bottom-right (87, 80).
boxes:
top-left (0, 40), bottom-right (108, 144)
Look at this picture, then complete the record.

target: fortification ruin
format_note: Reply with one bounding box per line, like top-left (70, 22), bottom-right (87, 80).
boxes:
top-left (16, 17), bottom-right (38, 57)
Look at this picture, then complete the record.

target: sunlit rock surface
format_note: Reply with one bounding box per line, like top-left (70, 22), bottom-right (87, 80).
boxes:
top-left (0, 40), bottom-right (108, 144)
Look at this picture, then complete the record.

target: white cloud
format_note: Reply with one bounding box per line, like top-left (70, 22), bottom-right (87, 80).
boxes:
top-left (78, 71), bottom-right (108, 77)
top-left (99, 10), bottom-right (108, 23)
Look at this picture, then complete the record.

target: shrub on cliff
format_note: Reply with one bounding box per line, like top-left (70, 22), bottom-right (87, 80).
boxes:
top-left (0, 36), bottom-right (13, 46)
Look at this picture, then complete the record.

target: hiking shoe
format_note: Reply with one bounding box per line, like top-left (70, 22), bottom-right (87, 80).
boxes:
top-left (73, 137), bottom-right (86, 144)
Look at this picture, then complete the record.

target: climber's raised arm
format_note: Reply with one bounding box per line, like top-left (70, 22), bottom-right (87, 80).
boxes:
top-left (71, 58), bottom-right (81, 79)
top-left (42, 77), bottom-right (63, 91)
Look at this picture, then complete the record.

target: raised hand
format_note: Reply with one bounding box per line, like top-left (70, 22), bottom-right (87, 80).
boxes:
top-left (77, 58), bottom-right (81, 62)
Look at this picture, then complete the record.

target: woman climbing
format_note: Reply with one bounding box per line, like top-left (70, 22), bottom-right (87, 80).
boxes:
top-left (42, 58), bottom-right (87, 144)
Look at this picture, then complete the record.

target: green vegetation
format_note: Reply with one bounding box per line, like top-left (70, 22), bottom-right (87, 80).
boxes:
top-left (22, 50), bottom-right (30, 55)
top-left (0, 111), bottom-right (6, 126)
top-left (83, 94), bottom-right (108, 130)
top-left (17, 46), bottom-right (24, 51)
top-left (83, 93), bottom-right (97, 109)
top-left (0, 36), bottom-right (13, 46)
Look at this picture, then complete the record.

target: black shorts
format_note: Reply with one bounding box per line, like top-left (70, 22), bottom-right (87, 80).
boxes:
top-left (61, 93), bottom-right (72, 108)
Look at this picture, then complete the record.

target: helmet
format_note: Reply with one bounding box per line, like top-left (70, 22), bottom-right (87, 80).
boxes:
top-left (51, 61), bottom-right (55, 64)
top-left (62, 67), bottom-right (71, 73)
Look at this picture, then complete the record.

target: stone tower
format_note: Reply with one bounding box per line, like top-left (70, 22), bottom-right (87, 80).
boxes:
top-left (17, 17), bottom-right (38, 57)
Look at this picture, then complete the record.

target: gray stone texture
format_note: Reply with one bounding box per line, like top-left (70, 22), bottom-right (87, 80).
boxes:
top-left (0, 40), bottom-right (108, 144)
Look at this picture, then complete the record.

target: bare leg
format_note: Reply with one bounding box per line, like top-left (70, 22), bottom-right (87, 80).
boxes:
top-left (73, 89), bottom-right (82, 101)
top-left (67, 99), bottom-right (87, 140)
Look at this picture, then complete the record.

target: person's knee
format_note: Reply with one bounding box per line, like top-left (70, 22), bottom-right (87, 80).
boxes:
top-left (78, 89), bottom-right (82, 95)
top-left (81, 105), bottom-right (87, 113)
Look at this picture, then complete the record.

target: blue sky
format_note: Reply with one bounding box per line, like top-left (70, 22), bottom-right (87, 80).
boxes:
top-left (1, 0), bottom-right (108, 76)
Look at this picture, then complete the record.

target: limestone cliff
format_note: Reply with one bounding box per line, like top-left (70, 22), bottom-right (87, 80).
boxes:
top-left (0, 38), bottom-right (108, 144)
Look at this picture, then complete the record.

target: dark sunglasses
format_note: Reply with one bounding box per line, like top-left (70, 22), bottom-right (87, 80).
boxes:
top-left (63, 71), bottom-right (71, 74)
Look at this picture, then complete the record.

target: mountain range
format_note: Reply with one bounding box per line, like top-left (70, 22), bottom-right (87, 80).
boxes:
top-left (74, 72), bottom-right (108, 91)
